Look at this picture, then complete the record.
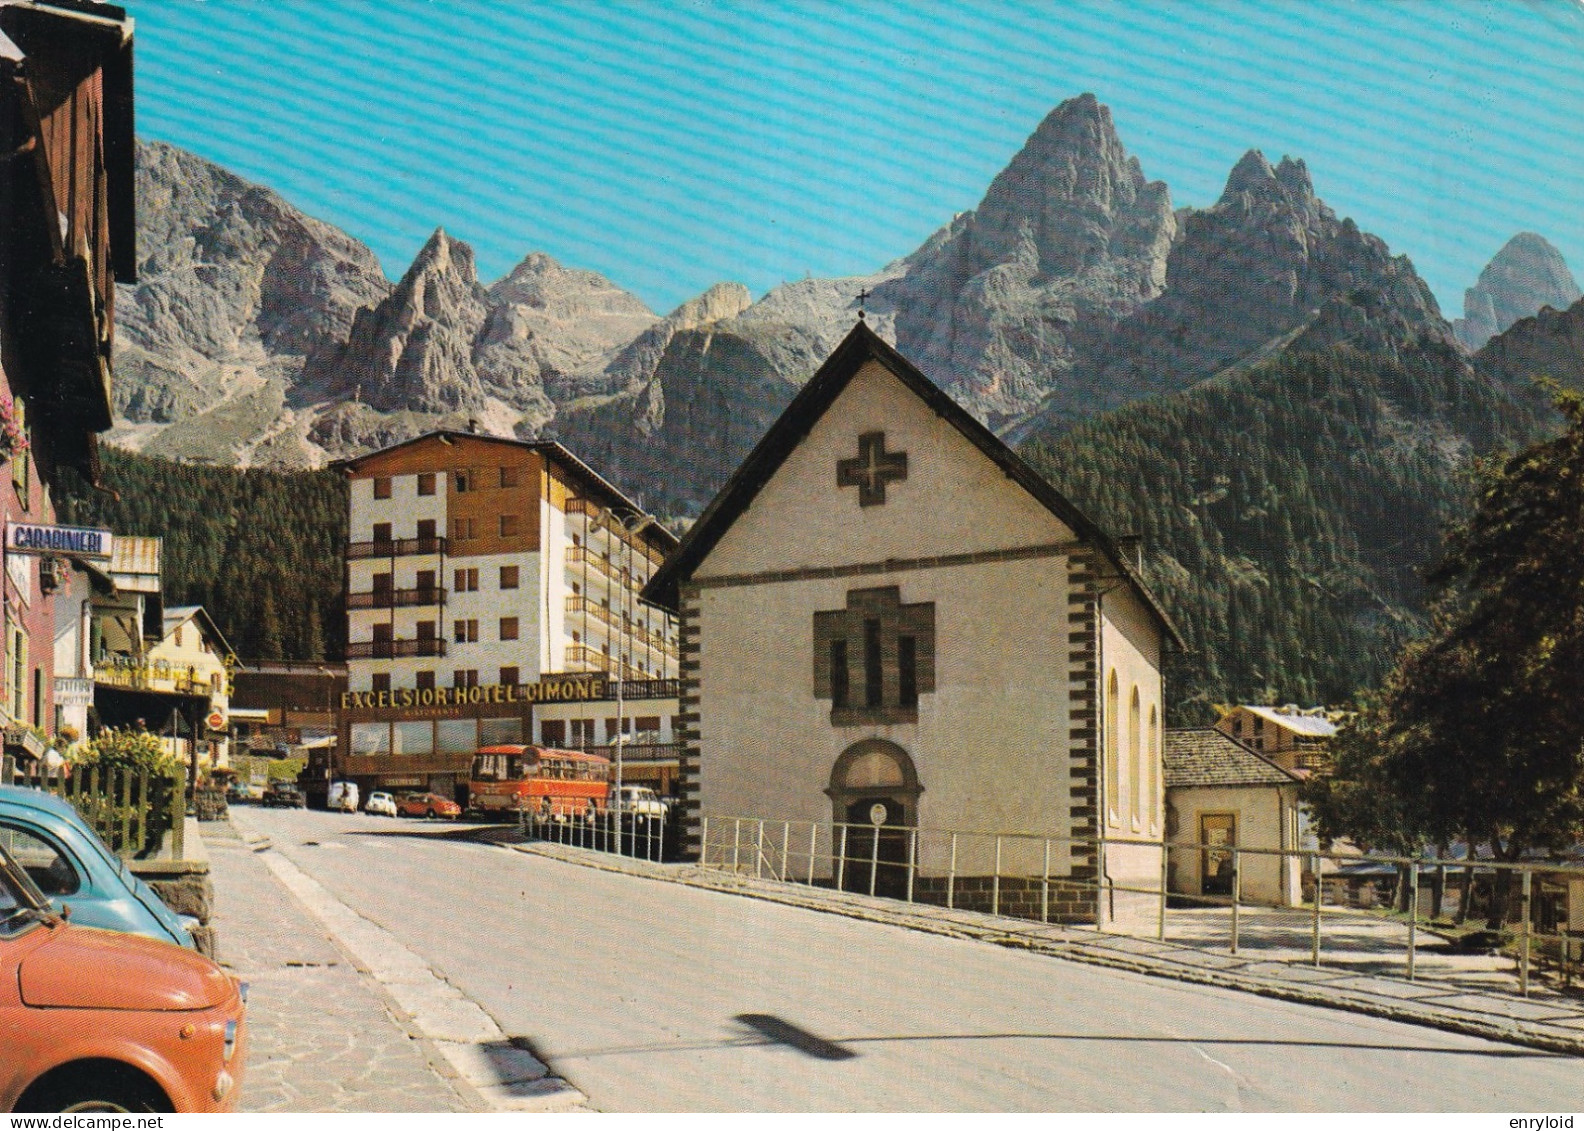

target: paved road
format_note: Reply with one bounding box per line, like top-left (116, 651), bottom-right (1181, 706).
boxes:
top-left (236, 807), bottom-right (1584, 1112)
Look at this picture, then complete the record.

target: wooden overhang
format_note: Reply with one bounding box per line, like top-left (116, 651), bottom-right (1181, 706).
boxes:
top-left (641, 320), bottom-right (1184, 650)
top-left (0, 0), bottom-right (134, 479)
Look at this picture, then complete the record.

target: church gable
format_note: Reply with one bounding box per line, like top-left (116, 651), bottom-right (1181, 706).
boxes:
top-left (697, 357), bottom-right (1076, 580)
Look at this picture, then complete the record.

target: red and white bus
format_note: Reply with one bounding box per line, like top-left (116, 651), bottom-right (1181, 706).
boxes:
top-left (468, 744), bottom-right (611, 818)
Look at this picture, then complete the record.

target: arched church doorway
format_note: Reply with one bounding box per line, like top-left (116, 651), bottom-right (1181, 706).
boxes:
top-left (826, 740), bottom-right (920, 899)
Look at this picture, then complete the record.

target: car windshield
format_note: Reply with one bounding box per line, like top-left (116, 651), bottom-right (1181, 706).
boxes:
top-left (0, 840), bottom-right (51, 935)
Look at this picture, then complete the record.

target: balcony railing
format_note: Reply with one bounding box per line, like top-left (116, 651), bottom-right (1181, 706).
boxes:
top-left (348, 587), bottom-right (447, 610)
top-left (345, 638), bottom-right (447, 660)
top-left (564, 645), bottom-right (649, 682)
top-left (348, 536), bottom-right (447, 560)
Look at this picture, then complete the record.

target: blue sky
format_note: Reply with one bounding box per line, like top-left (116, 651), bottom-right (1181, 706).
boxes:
top-left (131, 0), bottom-right (1584, 318)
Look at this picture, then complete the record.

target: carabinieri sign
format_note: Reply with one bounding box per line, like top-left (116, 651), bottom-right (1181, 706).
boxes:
top-left (5, 522), bottom-right (114, 559)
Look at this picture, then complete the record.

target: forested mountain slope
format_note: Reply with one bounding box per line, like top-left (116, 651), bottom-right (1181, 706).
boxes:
top-left (1020, 341), bottom-right (1552, 721)
top-left (54, 450), bottom-right (346, 662)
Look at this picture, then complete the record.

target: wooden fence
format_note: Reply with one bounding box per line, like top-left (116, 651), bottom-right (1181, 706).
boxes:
top-left (7, 764), bottom-right (185, 859)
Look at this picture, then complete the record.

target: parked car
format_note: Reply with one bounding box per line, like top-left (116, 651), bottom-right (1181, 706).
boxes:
top-left (610, 785), bottom-right (669, 822)
top-left (327, 781), bottom-right (359, 813)
top-left (262, 782), bottom-right (306, 809)
top-left (0, 786), bottom-right (195, 950)
top-left (364, 791), bottom-right (397, 817)
top-left (396, 792), bottom-right (461, 819)
top-left (0, 842), bottom-right (248, 1112)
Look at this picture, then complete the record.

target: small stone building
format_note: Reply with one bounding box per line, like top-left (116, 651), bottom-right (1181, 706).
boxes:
top-left (644, 323), bottom-right (1180, 924)
top-left (1164, 727), bottom-right (1303, 906)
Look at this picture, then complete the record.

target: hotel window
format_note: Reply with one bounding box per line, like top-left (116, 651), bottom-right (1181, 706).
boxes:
top-left (450, 517), bottom-right (478, 541)
top-left (540, 720), bottom-right (567, 746)
top-left (454, 568), bottom-right (478, 592)
top-left (416, 569), bottom-right (436, 591)
top-left (500, 565), bottom-right (520, 589)
top-left (453, 669), bottom-right (479, 688)
top-left (373, 476), bottom-right (392, 499)
top-left (372, 623), bottom-right (393, 645)
top-left (455, 469), bottom-right (473, 493)
top-left (415, 670), bottom-right (436, 690)
top-left (417, 472), bottom-right (436, 496)
top-left (499, 465), bottom-right (521, 489)
top-left (372, 522), bottom-right (393, 543)
top-left (372, 571), bottom-right (393, 595)
top-left (500, 617), bottom-right (520, 641)
top-left (371, 673), bottom-right (391, 693)
top-left (500, 666), bottom-right (520, 686)
top-left (454, 619), bottom-right (479, 644)
top-left (898, 636), bottom-right (918, 707)
top-left (416, 620), bottom-right (437, 641)
top-left (417, 519), bottom-right (437, 540)
top-left (499, 514), bottom-right (520, 538)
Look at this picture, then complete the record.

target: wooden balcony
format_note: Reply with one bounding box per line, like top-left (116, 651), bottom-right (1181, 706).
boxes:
top-left (345, 638), bottom-right (447, 660)
top-left (348, 536), bottom-right (447, 560)
top-left (349, 587), bottom-right (447, 610)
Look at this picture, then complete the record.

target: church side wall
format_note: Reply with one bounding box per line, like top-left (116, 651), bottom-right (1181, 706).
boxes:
top-left (1097, 582), bottom-right (1166, 918)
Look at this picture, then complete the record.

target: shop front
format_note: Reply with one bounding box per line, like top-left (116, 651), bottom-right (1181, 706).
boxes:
top-left (335, 674), bottom-right (610, 805)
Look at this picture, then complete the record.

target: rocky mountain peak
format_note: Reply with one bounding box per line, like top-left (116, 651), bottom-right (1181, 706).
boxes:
top-left (1454, 232), bottom-right (1581, 350)
top-left (299, 228), bottom-right (491, 415)
top-left (1223, 149), bottom-right (1277, 198)
top-left (667, 282), bottom-right (753, 331)
top-left (970, 92), bottom-right (1172, 279)
top-left (882, 93), bottom-right (1176, 421)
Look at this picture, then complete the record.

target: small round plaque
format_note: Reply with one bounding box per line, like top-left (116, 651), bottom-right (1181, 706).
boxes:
top-left (868, 802), bottom-right (888, 826)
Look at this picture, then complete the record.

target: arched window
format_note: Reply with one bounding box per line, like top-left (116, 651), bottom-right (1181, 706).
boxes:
top-left (1129, 686), bottom-right (1142, 829)
top-left (1148, 705), bottom-right (1160, 833)
top-left (1105, 670), bottom-right (1120, 825)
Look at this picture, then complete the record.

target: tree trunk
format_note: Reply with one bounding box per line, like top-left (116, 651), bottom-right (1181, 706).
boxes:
top-left (1488, 862), bottom-right (1517, 930)
top-left (1456, 865), bottom-right (1474, 924)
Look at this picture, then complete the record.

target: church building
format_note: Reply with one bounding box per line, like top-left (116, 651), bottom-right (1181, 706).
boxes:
top-left (644, 323), bottom-right (1180, 924)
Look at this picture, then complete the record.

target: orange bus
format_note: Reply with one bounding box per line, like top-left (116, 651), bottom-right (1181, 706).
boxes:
top-left (468, 744), bottom-right (611, 818)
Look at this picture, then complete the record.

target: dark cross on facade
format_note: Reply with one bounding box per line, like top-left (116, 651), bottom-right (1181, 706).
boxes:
top-left (857, 287), bottom-right (870, 321)
top-left (837, 431), bottom-right (907, 507)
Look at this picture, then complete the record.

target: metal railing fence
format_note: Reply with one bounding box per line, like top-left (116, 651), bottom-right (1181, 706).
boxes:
top-left (697, 815), bottom-right (1584, 996)
top-left (518, 805), bottom-right (671, 863)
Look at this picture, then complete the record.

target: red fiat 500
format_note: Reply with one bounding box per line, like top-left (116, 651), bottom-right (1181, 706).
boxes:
top-left (0, 843), bottom-right (248, 1112)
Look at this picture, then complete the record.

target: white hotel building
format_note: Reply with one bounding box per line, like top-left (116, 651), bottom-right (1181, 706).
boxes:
top-left (336, 431), bottom-right (681, 799)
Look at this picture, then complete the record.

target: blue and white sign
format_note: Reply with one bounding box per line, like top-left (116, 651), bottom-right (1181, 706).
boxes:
top-left (6, 522), bottom-right (114, 559)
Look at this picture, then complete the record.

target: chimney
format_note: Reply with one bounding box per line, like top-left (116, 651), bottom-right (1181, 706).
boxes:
top-left (1115, 534), bottom-right (1144, 572)
top-left (467, 418), bottom-right (480, 434)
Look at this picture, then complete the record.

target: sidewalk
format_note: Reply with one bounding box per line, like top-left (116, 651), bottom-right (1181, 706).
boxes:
top-left (202, 819), bottom-right (476, 1112)
top-left (508, 835), bottom-right (1584, 1058)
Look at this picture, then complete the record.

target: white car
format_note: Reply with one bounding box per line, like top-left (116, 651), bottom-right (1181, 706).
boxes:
top-left (610, 785), bottom-right (668, 821)
top-left (364, 791), bottom-right (397, 817)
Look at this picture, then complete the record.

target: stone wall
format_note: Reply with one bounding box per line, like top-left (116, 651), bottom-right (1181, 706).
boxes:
top-left (913, 875), bottom-right (1097, 925)
top-left (132, 859), bottom-right (217, 957)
